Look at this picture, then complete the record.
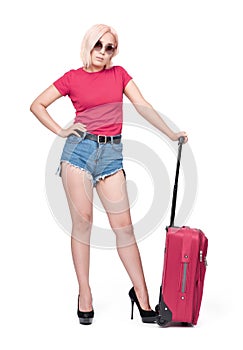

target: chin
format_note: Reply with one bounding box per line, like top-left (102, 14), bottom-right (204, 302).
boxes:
top-left (96, 61), bottom-right (106, 67)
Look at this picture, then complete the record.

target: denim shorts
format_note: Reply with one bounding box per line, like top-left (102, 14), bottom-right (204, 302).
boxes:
top-left (57, 133), bottom-right (124, 186)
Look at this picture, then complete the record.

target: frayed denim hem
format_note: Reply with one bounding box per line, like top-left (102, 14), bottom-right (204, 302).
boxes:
top-left (55, 162), bottom-right (125, 187)
top-left (55, 161), bottom-right (93, 181)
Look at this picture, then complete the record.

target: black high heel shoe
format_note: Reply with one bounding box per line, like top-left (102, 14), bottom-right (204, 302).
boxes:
top-left (77, 295), bottom-right (94, 325)
top-left (128, 287), bottom-right (156, 323)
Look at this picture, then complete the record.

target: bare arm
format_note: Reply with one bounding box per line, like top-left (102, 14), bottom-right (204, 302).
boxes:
top-left (30, 85), bottom-right (86, 137)
top-left (124, 80), bottom-right (188, 142)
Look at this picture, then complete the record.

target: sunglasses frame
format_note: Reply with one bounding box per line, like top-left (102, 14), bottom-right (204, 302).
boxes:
top-left (93, 40), bottom-right (116, 55)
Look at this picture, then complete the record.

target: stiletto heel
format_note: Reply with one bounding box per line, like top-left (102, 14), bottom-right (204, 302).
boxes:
top-left (77, 295), bottom-right (94, 325)
top-left (131, 299), bottom-right (135, 319)
top-left (128, 287), bottom-right (156, 323)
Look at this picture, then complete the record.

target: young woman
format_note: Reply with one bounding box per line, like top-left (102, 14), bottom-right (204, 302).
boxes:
top-left (30, 24), bottom-right (188, 325)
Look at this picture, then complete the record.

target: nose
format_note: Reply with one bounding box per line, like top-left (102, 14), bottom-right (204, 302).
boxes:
top-left (100, 47), bottom-right (105, 55)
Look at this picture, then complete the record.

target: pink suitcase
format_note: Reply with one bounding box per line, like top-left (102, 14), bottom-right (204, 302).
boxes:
top-left (156, 137), bottom-right (208, 327)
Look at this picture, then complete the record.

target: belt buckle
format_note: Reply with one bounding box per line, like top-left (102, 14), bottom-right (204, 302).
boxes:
top-left (98, 135), bottom-right (107, 144)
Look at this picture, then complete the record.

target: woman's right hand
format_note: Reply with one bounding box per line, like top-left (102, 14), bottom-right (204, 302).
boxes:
top-left (58, 123), bottom-right (87, 138)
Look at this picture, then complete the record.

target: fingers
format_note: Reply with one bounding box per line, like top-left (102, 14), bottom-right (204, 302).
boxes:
top-left (72, 122), bottom-right (87, 136)
top-left (183, 136), bottom-right (188, 143)
top-left (72, 130), bottom-right (83, 137)
top-left (176, 132), bottom-right (188, 143)
top-left (59, 123), bottom-right (87, 138)
top-left (183, 132), bottom-right (188, 143)
top-left (73, 122), bottom-right (87, 132)
top-left (181, 133), bottom-right (188, 144)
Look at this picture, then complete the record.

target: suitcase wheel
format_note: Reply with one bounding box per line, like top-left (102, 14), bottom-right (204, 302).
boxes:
top-left (156, 316), bottom-right (169, 327)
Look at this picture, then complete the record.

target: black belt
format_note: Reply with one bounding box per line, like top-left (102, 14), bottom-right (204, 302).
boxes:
top-left (75, 130), bottom-right (121, 144)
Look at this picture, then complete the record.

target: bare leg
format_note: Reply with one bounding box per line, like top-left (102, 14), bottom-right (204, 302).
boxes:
top-left (96, 170), bottom-right (152, 310)
top-left (61, 163), bottom-right (93, 311)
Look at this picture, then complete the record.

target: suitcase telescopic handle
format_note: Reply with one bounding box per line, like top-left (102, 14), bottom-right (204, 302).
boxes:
top-left (169, 136), bottom-right (185, 227)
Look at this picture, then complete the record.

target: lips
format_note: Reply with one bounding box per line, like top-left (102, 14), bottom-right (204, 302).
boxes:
top-left (96, 57), bottom-right (104, 61)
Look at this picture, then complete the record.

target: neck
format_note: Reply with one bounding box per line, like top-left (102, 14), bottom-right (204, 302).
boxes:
top-left (84, 65), bottom-right (105, 73)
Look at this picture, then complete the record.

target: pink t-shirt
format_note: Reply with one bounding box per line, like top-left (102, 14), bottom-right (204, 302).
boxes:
top-left (53, 66), bottom-right (132, 135)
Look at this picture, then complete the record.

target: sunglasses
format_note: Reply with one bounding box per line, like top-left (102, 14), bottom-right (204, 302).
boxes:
top-left (93, 40), bottom-right (116, 55)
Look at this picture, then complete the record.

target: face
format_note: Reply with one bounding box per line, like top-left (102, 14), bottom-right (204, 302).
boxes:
top-left (90, 32), bottom-right (116, 70)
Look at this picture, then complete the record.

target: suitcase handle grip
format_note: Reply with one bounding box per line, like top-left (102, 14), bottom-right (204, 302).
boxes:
top-left (178, 136), bottom-right (185, 145)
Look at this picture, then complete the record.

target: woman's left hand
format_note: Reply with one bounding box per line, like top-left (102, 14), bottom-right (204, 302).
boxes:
top-left (171, 131), bottom-right (188, 143)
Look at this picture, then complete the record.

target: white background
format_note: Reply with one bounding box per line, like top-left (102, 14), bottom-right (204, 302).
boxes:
top-left (1, 0), bottom-right (242, 348)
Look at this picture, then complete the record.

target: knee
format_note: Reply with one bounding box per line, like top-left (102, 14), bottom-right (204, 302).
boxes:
top-left (72, 213), bottom-right (93, 234)
top-left (112, 223), bottom-right (136, 247)
top-left (113, 223), bottom-right (134, 235)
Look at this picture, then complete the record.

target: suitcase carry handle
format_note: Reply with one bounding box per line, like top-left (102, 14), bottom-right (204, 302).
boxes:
top-left (169, 136), bottom-right (185, 227)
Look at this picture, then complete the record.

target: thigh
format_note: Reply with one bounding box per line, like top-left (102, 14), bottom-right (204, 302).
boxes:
top-left (96, 170), bottom-right (132, 228)
top-left (61, 162), bottom-right (93, 224)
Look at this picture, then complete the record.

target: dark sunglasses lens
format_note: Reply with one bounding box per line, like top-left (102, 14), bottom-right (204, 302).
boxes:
top-left (105, 45), bottom-right (115, 54)
top-left (94, 41), bottom-right (102, 50)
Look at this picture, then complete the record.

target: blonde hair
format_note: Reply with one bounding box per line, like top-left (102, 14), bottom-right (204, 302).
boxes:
top-left (81, 24), bottom-right (119, 69)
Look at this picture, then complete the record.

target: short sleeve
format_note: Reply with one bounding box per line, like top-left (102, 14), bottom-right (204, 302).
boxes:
top-left (53, 70), bottom-right (74, 96)
top-left (115, 66), bottom-right (132, 90)
top-left (121, 67), bottom-right (132, 89)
